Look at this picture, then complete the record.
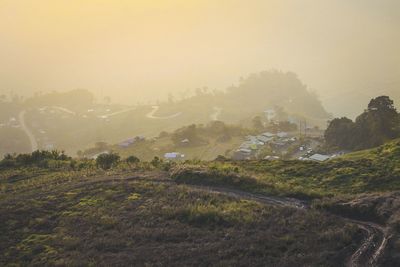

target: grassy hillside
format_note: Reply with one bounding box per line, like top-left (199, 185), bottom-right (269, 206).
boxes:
top-left (169, 139), bottom-right (400, 265)
top-left (1, 139), bottom-right (400, 266)
top-left (172, 139), bottom-right (400, 198)
top-left (114, 135), bottom-right (244, 161)
top-left (0, 168), bottom-right (359, 266)
top-left (341, 138), bottom-right (400, 161)
top-left (82, 122), bottom-right (251, 161)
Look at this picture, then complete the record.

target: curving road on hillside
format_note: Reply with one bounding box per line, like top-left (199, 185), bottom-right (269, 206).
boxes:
top-left (187, 184), bottom-right (307, 209)
top-left (173, 182), bottom-right (388, 267)
top-left (346, 219), bottom-right (389, 267)
top-left (18, 110), bottom-right (38, 152)
top-left (67, 174), bottom-right (389, 267)
top-left (146, 105), bottom-right (182, 119)
top-left (98, 107), bottom-right (137, 119)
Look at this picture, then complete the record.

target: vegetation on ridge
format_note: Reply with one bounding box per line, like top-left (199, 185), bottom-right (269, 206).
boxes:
top-left (325, 96), bottom-right (400, 150)
top-left (0, 168), bottom-right (359, 266)
top-left (1, 136), bottom-right (400, 266)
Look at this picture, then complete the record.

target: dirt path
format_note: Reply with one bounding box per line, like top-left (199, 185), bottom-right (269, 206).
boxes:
top-left (98, 107), bottom-right (137, 119)
top-left (187, 184), bottom-right (307, 209)
top-left (18, 110), bottom-right (38, 152)
top-left (171, 182), bottom-right (388, 267)
top-left (54, 174), bottom-right (389, 267)
top-left (146, 105), bottom-right (182, 119)
top-left (345, 219), bottom-right (388, 267)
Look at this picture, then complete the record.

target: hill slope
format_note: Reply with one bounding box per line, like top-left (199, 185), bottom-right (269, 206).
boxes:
top-left (1, 139), bottom-right (400, 266)
top-left (1, 170), bottom-right (359, 266)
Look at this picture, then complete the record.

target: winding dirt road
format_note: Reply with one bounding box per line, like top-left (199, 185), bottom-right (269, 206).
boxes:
top-left (188, 185), bottom-right (307, 209)
top-left (98, 107), bottom-right (137, 119)
top-left (18, 110), bottom-right (38, 152)
top-left (175, 182), bottom-right (388, 267)
top-left (146, 105), bottom-right (182, 119)
top-left (69, 174), bottom-right (389, 267)
top-left (346, 219), bottom-right (388, 267)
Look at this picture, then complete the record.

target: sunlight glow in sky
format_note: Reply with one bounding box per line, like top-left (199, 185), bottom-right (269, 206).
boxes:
top-left (0, 0), bottom-right (399, 105)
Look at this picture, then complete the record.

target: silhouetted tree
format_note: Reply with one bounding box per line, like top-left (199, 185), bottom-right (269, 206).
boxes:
top-left (126, 155), bottom-right (140, 164)
top-left (325, 96), bottom-right (400, 150)
top-left (324, 117), bottom-right (355, 149)
top-left (96, 152), bottom-right (120, 170)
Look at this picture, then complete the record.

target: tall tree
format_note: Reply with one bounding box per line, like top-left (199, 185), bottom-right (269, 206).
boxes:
top-left (324, 117), bottom-right (355, 149)
top-left (325, 96), bottom-right (400, 150)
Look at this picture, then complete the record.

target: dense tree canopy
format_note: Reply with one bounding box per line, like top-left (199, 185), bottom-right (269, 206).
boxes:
top-left (325, 117), bottom-right (355, 150)
top-left (228, 71), bottom-right (329, 119)
top-left (325, 96), bottom-right (400, 150)
top-left (96, 152), bottom-right (120, 170)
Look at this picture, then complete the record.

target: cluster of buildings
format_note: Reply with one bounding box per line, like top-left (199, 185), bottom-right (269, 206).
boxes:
top-left (233, 131), bottom-right (295, 160)
top-left (164, 152), bottom-right (185, 160)
top-left (232, 130), bottom-right (338, 162)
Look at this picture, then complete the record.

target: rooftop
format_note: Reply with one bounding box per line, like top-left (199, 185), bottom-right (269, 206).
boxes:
top-left (309, 154), bottom-right (330, 162)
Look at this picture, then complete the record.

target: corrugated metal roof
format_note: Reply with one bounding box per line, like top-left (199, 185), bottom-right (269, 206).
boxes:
top-left (309, 154), bottom-right (330, 162)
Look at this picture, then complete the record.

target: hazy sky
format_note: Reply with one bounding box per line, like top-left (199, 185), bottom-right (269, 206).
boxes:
top-left (0, 0), bottom-right (399, 107)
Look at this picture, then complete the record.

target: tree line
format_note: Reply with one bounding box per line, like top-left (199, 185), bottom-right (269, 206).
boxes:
top-left (325, 96), bottom-right (400, 150)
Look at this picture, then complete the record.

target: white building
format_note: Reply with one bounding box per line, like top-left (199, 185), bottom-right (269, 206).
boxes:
top-left (164, 152), bottom-right (185, 160)
top-left (309, 154), bottom-right (330, 162)
top-left (256, 135), bottom-right (273, 143)
top-left (262, 132), bottom-right (275, 138)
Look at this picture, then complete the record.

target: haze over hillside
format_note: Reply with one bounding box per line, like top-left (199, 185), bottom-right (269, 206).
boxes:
top-left (2, 2), bottom-right (400, 266)
top-left (0, 0), bottom-right (399, 117)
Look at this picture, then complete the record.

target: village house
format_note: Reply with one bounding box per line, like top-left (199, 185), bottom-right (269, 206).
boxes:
top-left (262, 132), bottom-right (275, 138)
top-left (256, 135), bottom-right (273, 143)
top-left (164, 152), bottom-right (185, 161)
top-left (308, 153), bottom-right (330, 162)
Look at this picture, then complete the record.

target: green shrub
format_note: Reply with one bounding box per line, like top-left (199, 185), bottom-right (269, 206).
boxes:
top-left (151, 156), bottom-right (162, 167)
top-left (96, 152), bottom-right (120, 170)
top-left (0, 150), bottom-right (71, 169)
top-left (126, 155), bottom-right (140, 164)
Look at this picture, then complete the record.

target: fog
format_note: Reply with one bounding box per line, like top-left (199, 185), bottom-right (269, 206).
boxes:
top-left (0, 0), bottom-right (399, 116)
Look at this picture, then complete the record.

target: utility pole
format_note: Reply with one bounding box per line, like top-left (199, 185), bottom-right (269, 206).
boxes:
top-left (299, 120), bottom-right (302, 138)
top-left (304, 120), bottom-right (307, 137)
